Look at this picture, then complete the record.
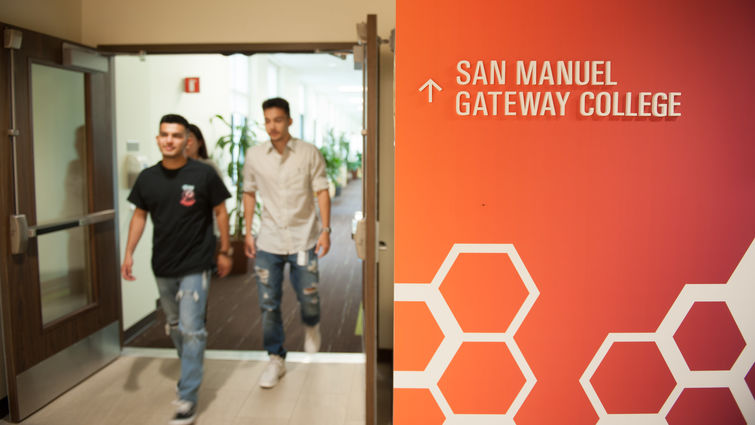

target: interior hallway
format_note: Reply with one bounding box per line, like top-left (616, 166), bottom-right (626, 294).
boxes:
top-left (0, 179), bottom-right (387, 425)
top-left (1, 349), bottom-right (365, 425)
top-left (127, 178), bottom-right (364, 353)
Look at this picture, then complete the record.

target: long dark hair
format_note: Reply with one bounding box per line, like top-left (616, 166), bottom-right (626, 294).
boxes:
top-left (187, 123), bottom-right (208, 159)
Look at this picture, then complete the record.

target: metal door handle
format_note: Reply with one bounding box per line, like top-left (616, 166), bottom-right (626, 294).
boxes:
top-left (10, 214), bottom-right (31, 255)
top-left (10, 209), bottom-right (115, 255)
top-left (353, 217), bottom-right (367, 260)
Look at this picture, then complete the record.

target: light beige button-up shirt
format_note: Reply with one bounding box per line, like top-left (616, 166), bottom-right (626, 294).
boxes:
top-left (243, 138), bottom-right (329, 255)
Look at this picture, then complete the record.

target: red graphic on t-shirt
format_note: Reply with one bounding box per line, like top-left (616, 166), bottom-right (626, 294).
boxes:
top-left (180, 184), bottom-right (196, 207)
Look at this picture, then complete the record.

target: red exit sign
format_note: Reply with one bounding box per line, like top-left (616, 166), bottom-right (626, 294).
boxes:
top-left (184, 77), bottom-right (200, 93)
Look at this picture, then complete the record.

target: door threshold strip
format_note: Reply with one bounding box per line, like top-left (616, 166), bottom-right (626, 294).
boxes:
top-left (121, 347), bottom-right (366, 363)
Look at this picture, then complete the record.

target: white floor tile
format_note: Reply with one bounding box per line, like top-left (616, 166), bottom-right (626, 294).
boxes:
top-left (0, 354), bottom-right (366, 425)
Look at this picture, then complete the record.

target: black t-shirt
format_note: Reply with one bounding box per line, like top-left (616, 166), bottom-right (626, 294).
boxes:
top-left (128, 159), bottom-right (231, 277)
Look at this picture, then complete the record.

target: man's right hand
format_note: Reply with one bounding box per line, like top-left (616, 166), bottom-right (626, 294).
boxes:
top-left (121, 255), bottom-right (136, 281)
top-left (245, 233), bottom-right (257, 258)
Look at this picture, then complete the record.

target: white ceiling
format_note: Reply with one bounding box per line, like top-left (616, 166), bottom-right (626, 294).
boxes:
top-left (266, 53), bottom-right (363, 113)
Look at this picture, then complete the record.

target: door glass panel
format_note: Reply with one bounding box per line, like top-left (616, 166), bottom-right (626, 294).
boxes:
top-left (37, 227), bottom-right (92, 324)
top-left (30, 63), bottom-right (93, 324)
top-left (31, 64), bottom-right (88, 223)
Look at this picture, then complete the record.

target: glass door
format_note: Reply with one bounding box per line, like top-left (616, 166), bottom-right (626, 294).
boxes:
top-left (31, 63), bottom-right (96, 325)
top-left (1, 24), bottom-right (121, 422)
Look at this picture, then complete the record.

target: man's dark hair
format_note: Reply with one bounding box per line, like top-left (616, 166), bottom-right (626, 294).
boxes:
top-left (262, 97), bottom-right (290, 117)
top-left (160, 114), bottom-right (190, 130)
top-left (187, 123), bottom-right (208, 159)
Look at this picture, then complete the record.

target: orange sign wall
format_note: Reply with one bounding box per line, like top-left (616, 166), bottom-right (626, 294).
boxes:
top-left (394, 1), bottom-right (755, 424)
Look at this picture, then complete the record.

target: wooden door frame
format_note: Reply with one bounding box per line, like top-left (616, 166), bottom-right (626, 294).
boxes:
top-left (98, 42), bottom-right (355, 55)
top-left (99, 34), bottom-right (381, 425)
top-left (363, 13), bottom-right (380, 425)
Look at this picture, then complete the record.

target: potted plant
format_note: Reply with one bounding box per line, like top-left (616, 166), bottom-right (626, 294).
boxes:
top-left (347, 151), bottom-right (362, 180)
top-left (320, 129), bottom-right (349, 196)
top-left (212, 114), bottom-right (259, 274)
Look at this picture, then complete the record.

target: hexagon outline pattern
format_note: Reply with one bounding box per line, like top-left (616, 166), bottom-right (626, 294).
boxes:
top-left (580, 238), bottom-right (755, 425)
top-left (394, 244), bottom-right (539, 425)
top-left (588, 340), bottom-right (678, 415)
top-left (672, 301), bottom-right (746, 371)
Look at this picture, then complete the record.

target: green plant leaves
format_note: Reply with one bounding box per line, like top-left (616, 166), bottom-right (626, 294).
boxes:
top-left (211, 114), bottom-right (260, 238)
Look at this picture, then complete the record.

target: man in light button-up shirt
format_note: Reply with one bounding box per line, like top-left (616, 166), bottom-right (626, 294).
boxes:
top-left (242, 97), bottom-right (331, 389)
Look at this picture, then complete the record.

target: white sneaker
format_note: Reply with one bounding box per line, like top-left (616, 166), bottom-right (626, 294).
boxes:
top-left (259, 354), bottom-right (286, 388)
top-left (304, 323), bottom-right (321, 353)
top-left (169, 400), bottom-right (197, 425)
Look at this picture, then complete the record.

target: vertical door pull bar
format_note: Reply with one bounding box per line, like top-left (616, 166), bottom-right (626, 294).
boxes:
top-left (5, 28), bottom-right (23, 215)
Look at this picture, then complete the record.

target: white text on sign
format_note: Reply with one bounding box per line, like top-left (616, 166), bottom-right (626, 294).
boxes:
top-left (452, 60), bottom-right (681, 117)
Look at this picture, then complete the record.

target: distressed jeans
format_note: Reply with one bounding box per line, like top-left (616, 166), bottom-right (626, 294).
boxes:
top-left (155, 271), bottom-right (210, 405)
top-left (254, 248), bottom-right (321, 358)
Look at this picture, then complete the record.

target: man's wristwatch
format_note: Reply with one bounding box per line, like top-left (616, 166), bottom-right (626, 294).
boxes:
top-left (321, 227), bottom-right (332, 233)
top-left (218, 247), bottom-right (234, 257)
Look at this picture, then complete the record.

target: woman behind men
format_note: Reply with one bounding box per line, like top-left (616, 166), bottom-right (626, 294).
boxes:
top-left (186, 124), bottom-right (222, 176)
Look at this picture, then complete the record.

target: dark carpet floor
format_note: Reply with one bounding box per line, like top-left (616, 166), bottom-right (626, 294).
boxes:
top-left (126, 178), bottom-right (364, 353)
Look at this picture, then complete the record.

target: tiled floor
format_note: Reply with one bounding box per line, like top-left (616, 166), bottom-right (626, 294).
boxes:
top-left (2, 349), bottom-right (365, 425)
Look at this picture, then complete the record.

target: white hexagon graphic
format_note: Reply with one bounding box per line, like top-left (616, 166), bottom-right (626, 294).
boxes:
top-left (394, 244), bottom-right (539, 424)
top-left (581, 238), bottom-right (755, 424)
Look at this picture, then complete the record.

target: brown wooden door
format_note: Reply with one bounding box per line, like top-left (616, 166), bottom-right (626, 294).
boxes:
top-left (362, 13), bottom-right (380, 425)
top-left (0, 24), bottom-right (121, 422)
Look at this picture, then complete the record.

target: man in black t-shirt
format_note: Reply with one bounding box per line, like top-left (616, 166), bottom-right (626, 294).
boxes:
top-left (121, 114), bottom-right (231, 425)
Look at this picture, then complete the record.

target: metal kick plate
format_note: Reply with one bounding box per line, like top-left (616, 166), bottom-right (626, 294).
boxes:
top-left (15, 321), bottom-right (120, 420)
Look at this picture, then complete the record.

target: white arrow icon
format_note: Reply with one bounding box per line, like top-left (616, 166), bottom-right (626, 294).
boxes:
top-left (419, 79), bottom-right (442, 103)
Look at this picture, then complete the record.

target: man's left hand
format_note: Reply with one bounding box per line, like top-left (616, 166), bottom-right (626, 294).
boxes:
top-left (315, 231), bottom-right (331, 258)
top-left (217, 253), bottom-right (232, 277)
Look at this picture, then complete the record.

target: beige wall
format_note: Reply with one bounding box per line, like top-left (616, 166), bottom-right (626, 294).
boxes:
top-left (81, 0), bottom-right (394, 46)
top-left (0, 0), bottom-right (83, 42)
top-left (0, 0), bottom-right (395, 53)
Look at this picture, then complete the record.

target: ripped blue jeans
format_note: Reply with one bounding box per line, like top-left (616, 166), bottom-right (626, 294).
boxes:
top-left (155, 271), bottom-right (210, 404)
top-left (254, 248), bottom-right (320, 358)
